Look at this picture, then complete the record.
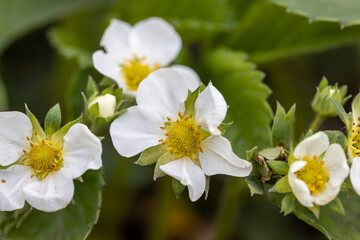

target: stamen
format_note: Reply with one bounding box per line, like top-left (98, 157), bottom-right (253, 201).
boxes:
top-left (1, 179), bottom-right (5, 183)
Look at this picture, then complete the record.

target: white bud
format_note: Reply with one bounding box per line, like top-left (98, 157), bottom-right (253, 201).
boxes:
top-left (89, 94), bottom-right (116, 118)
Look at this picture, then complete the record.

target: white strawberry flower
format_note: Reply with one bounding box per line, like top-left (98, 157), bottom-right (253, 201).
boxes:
top-left (93, 17), bottom-right (199, 95)
top-left (350, 157), bottom-right (360, 195)
top-left (110, 68), bottom-right (252, 201)
top-left (0, 111), bottom-right (102, 212)
top-left (288, 132), bottom-right (349, 207)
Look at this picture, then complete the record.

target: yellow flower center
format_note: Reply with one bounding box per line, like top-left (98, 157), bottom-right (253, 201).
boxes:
top-left (121, 56), bottom-right (159, 91)
top-left (349, 117), bottom-right (360, 158)
top-left (295, 155), bottom-right (329, 195)
top-left (21, 134), bottom-right (63, 180)
top-left (159, 112), bottom-right (210, 162)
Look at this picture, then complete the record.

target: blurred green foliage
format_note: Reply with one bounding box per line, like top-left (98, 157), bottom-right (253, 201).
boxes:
top-left (1, 0), bottom-right (360, 239)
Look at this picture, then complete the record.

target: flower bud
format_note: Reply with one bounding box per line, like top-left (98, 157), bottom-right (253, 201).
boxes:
top-left (311, 77), bottom-right (349, 117)
top-left (88, 94), bottom-right (116, 118)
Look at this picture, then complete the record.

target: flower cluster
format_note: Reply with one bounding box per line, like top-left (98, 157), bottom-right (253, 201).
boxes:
top-left (2, 15), bottom-right (360, 231)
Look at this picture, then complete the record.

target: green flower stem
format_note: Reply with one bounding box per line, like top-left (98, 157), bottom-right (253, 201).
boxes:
top-left (310, 114), bottom-right (324, 132)
top-left (211, 177), bottom-right (247, 240)
top-left (148, 178), bottom-right (174, 240)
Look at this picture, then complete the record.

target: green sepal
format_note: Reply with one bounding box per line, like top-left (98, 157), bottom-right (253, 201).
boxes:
top-left (86, 76), bottom-right (99, 98)
top-left (304, 129), bottom-right (313, 139)
top-left (172, 178), bottom-right (186, 198)
top-left (87, 102), bottom-right (100, 120)
top-left (308, 205), bottom-right (320, 219)
top-left (281, 193), bottom-right (296, 216)
top-left (245, 176), bottom-right (264, 196)
top-left (258, 160), bottom-right (270, 178)
top-left (269, 175), bottom-right (291, 193)
top-left (272, 102), bottom-right (295, 149)
top-left (205, 176), bottom-right (210, 200)
top-left (25, 104), bottom-right (46, 139)
top-left (352, 93), bottom-right (360, 122)
top-left (287, 153), bottom-right (297, 165)
top-left (44, 103), bottom-right (62, 137)
top-left (341, 181), bottom-right (357, 197)
top-left (246, 146), bottom-right (258, 161)
top-left (218, 121), bottom-right (233, 135)
top-left (99, 77), bottom-right (117, 87)
top-left (136, 144), bottom-right (165, 166)
top-left (259, 147), bottom-right (281, 160)
top-left (113, 88), bottom-right (123, 108)
top-left (51, 115), bottom-right (83, 147)
top-left (183, 86), bottom-right (200, 117)
top-left (326, 197), bottom-right (345, 215)
top-left (267, 160), bottom-right (289, 175)
top-left (328, 97), bottom-right (351, 131)
top-left (324, 130), bottom-right (347, 150)
top-left (153, 152), bottom-right (174, 180)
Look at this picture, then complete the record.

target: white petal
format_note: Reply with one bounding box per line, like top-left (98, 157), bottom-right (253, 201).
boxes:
top-left (313, 183), bottom-right (341, 206)
top-left (23, 171), bottom-right (74, 212)
top-left (294, 132), bottom-right (329, 160)
top-left (322, 144), bottom-right (349, 187)
top-left (62, 124), bottom-right (102, 179)
top-left (288, 161), bottom-right (314, 207)
top-left (93, 50), bottom-right (124, 87)
top-left (169, 65), bottom-right (201, 91)
top-left (0, 112), bottom-right (32, 166)
top-left (129, 17), bottom-right (181, 66)
top-left (88, 94), bottom-right (117, 118)
top-left (350, 157), bottom-right (360, 195)
top-left (160, 158), bottom-right (205, 201)
top-left (100, 19), bottom-right (132, 58)
top-left (136, 68), bottom-right (190, 120)
top-left (195, 83), bottom-right (227, 135)
top-left (0, 165), bottom-right (34, 211)
top-left (110, 106), bottom-right (164, 157)
top-left (199, 136), bottom-right (252, 177)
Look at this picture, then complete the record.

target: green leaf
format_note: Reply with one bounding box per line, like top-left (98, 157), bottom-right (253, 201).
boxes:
top-left (172, 178), bottom-right (186, 198)
top-left (326, 197), bottom-right (345, 216)
top-left (0, 76), bottom-right (8, 110)
top-left (270, 191), bottom-right (360, 240)
top-left (272, 102), bottom-right (296, 149)
top-left (259, 148), bottom-right (281, 160)
top-left (86, 76), bottom-right (99, 98)
top-left (267, 160), bottom-right (289, 175)
top-left (136, 144), bottom-right (166, 166)
top-left (0, 0), bottom-right (114, 56)
top-left (245, 176), bottom-right (264, 196)
top-left (3, 170), bottom-right (103, 240)
top-left (328, 97), bottom-right (351, 130)
top-left (153, 152), bottom-right (174, 180)
top-left (324, 130), bottom-right (347, 150)
top-left (25, 104), bottom-right (46, 139)
top-left (269, 176), bottom-right (291, 193)
top-left (281, 193), bottom-right (296, 216)
top-left (271, 0), bottom-right (360, 28)
top-left (44, 104), bottom-right (62, 137)
top-left (205, 48), bottom-right (272, 156)
top-left (226, 0), bottom-right (360, 64)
